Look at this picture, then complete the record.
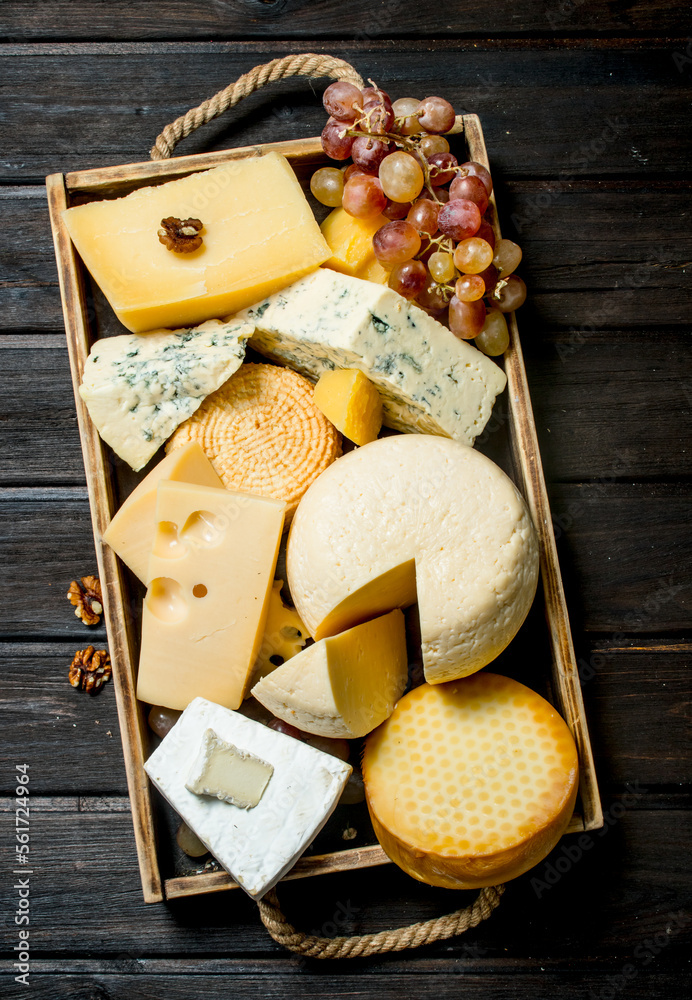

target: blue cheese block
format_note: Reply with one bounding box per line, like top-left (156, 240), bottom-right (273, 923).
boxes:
top-left (235, 269), bottom-right (507, 446)
top-left (79, 319), bottom-right (253, 471)
top-left (144, 697), bottom-right (351, 899)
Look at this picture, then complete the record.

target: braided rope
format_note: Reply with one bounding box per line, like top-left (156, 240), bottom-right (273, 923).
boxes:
top-left (257, 883), bottom-right (505, 959)
top-left (150, 53), bottom-right (364, 160)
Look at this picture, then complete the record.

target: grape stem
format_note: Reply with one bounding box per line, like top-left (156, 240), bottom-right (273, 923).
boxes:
top-left (340, 124), bottom-right (443, 202)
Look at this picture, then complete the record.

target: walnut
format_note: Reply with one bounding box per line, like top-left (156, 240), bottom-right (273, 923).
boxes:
top-left (67, 575), bottom-right (103, 626)
top-left (69, 646), bottom-right (112, 694)
top-left (157, 217), bottom-right (204, 253)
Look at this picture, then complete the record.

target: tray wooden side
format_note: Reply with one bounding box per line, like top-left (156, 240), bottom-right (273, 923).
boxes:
top-left (463, 116), bottom-right (602, 833)
top-left (48, 121), bottom-right (601, 903)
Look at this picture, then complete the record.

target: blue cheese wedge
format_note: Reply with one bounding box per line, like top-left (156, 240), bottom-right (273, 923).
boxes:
top-left (235, 269), bottom-right (506, 446)
top-left (79, 319), bottom-right (253, 470)
top-left (144, 697), bottom-right (351, 899)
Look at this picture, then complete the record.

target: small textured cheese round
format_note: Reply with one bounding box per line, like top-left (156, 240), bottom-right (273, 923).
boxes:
top-left (167, 364), bottom-right (341, 523)
top-left (362, 674), bottom-right (579, 889)
top-left (287, 434), bottom-right (539, 682)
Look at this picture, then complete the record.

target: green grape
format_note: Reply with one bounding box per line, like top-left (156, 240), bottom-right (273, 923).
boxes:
top-left (310, 166), bottom-right (344, 207)
top-left (453, 237), bottom-right (494, 274)
top-left (379, 151), bottom-right (425, 203)
top-left (455, 274), bottom-right (486, 302)
top-left (493, 239), bottom-right (523, 276)
top-left (428, 250), bottom-right (455, 283)
top-left (476, 309), bottom-right (509, 355)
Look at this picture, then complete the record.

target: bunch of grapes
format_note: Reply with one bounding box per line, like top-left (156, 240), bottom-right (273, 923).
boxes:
top-left (309, 81), bottom-right (526, 357)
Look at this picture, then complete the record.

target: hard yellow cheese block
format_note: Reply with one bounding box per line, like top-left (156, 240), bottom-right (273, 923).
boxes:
top-left (252, 610), bottom-right (407, 739)
top-left (313, 368), bottom-right (383, 446)
top-left (363, 674), bottom-right (579, 889)
top-left (320, 208), bottom-right (389, 284)
top-left (137, 481), bottom-right (286, 711)
top-left (63, 153), bottom-right (331, 333)
top-left (103, 442), bottom-right (224, 582)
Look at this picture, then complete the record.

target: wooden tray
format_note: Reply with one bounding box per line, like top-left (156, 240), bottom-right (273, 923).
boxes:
top-left (46, 117), bottom-right (602, 904)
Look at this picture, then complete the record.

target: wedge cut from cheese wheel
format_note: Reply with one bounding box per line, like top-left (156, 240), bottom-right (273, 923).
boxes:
top-left (363, 674), bottom-right (579, 889)
top-left (103, 442), bottom-right (225, 582)
top-left (287, 435), bottom-right (539, 683)
top-left (251, 609), bottom-right (407, 739)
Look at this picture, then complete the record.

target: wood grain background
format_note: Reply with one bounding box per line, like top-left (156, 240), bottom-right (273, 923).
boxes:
top-left (0, 2), bottom-right (690, 997)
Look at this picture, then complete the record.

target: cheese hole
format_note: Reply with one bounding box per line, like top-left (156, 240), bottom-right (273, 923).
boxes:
top-left (182, 510), bottom-right (224, 548)
top-left (147, 577), bottom-right (187, 623)
top-left (192, 584), bottom-right (208, 599)
top-left (153, 521), bottom-right (187, 559)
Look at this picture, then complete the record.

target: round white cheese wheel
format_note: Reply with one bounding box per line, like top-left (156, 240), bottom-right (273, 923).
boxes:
top-left (362, 674), bottom-right (579, 889)
top-left (287, 435), bottom-right (539, 683)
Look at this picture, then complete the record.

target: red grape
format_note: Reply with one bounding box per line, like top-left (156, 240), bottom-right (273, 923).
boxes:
top-left (321, 117), bottom-right (354, 160)
top-left (417, 96), bottom-right (456, 134)
top-left (417, 279), bottom-right (448, 314)
top-left (448, 296), bottom-right (486, 339)
top-left (361, 86), bottom-right (392, 107)
top-left (388, 259), bottom-right (427, 299)
top-left (478, 263), bottom-right (499, 294)
top-left (419, 134), bottom-right (450, 157)
top-left (437, 198), bottom-right (481, 240)
top-left (453, 237), bottom-right (494, 274)
top-left (459, 160), bottom-right (493, 196)
top-left (362, 99), bottom-right (395, 135)
top-left (406, 198), bottom-right (440, 236)
top-left (323, 81), bottom-right (363, 123)
top-left (383, 199), bottom-right (411, 220)
top-left (342, 174), bottom-right (387, 220)
top-left (351, 135), bottom-right (391, 173)
top-left (449, 174), bottom-right (489, 214)
top-left (343, 163), bottom-right (367, 182)
top-left (493, 275), bottom-right (527, 312)
top-left (427, 151), bottom-right (458, 186)
top-left (373, 220), bottom-right (421, 266)
top-left (476, 219), bottom-right (496, 250)
top-left (455, 274), bottom-right (486, 302)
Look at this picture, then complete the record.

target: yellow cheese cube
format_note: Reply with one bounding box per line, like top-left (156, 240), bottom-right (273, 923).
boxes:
top-left (63, 153), bottom-right (331, 333)
top-left (313, 368), bottom-right (383, 446)
top-left (363, 674), bottom-right (579, 889)
top-left (103, 442), bottom-right (225, 583)
top-left (137, 481), bottom-right (286, 711)
top-left (320, 207), bottom-right (388, 281)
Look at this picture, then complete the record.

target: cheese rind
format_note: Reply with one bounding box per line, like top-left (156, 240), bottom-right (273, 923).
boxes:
top-left (287, 435), bottom-right (539, 682)
top-left (103, 442), bottom-right (225, 582)
top-left (252, 609), bottom-right (408, 739)
top-left (237, 269), bottom-right (506, 446)
top-left (137, 481), bottom-right (285, 711)
top-left (144, 697), bottom-right (351, 898)
top-left (185, 728), bottom-right (273, 808)
top-left (63, 155), bottom-right (331, 333)
top-left (79, 320), bottom-right (252, 471)
top-left (363, 675), bottom-right (579, 889)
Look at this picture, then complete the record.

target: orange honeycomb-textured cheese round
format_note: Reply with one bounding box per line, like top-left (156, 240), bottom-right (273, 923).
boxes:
top-left (362, 673), bottom-right (579, 889)
top-left (167, 364), bottom-right (341, 524)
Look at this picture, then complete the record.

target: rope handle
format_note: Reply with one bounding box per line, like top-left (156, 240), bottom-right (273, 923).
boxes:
top-left (150, 53), bottom-right (364, 160)
top-left (257, 883), bottom-right (504, 959)
top-left (151, 50), bottom-right (492, 957)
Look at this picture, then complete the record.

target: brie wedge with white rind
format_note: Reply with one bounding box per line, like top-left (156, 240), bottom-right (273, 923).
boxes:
top-left (236, 269), bottom-right (506, 446)
top-left (144, 697), bottom-right (351, 899)
top-left (287, 435), bottom-right (539, 683)
top-left (79, 319), bottom-right (252, 470)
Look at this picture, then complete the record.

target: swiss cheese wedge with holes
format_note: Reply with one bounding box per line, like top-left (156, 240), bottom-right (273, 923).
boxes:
top-left (363, 674), bottom-right (579, 889)
top-left (166, 364), bottom-right (341, 524)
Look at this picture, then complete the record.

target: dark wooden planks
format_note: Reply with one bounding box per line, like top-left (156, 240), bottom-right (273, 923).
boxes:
top-left (2, 1), bottom-right (692, 40)
top-left (1, 640), bottom-right (687, 793)
top-left (0, 805), bottom-right (688, 963)
top-left (1, 43), bottom-right (691, 182)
